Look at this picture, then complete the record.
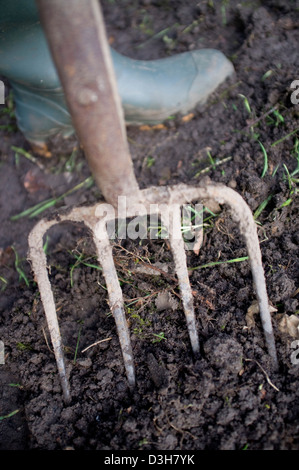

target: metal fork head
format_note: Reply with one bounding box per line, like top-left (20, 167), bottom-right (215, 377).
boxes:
top-left (28, 181), bottom-right (278, 403)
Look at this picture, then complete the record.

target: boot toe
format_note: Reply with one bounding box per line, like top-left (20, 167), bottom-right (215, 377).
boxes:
top-left (118, 48), bottom-right (234, 125)
top-left (185, 49), bottom-right (235, 113)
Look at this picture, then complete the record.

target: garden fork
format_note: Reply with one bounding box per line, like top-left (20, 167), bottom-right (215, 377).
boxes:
top-left (28, 0), bottom-right (278, 403)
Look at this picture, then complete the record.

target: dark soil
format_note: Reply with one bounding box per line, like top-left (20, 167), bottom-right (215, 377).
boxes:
top-left (0, 0), bottom-right (299, 451)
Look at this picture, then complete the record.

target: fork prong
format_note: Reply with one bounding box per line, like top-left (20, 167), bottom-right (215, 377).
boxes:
top-left (28, 219), bottom-right (71, 403)
top-left (161, 205), bottom-right (200, 355)
top-left (92, 230), bottom-right (136, 387)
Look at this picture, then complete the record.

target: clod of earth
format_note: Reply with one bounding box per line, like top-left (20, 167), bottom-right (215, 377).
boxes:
top-left (28, 0), bottom-right (278, 403)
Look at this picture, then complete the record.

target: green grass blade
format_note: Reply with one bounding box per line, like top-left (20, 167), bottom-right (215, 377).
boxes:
top-left (254, 194), bottom-right (273, 220)
top-left (191, 256), bottom-right (249, 270)
top-left (11, 176), bottom-right (94, 221)
top-left (12, 246), bottom-right (30, 286)
top-left (271, 128), bottom-right (299, 147)
top-left (0, 409), bottom-right (19, 421)
top-left (258, 140), bottom-right (268, 178)
top-left (73, 326), bottom-right (82, 365)
top-left (10, 198), bottom-right (55, 221)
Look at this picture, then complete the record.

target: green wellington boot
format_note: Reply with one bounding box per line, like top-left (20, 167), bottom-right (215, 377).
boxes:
top-left (0, 0), bottom-right (234, 146)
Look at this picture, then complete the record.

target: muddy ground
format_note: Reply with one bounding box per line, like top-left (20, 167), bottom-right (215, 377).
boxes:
top-left (0, 0), bottom-right (298, 451)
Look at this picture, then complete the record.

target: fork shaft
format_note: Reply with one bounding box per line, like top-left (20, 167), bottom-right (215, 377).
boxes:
top-left (35, 0), bottom-right (140, 207)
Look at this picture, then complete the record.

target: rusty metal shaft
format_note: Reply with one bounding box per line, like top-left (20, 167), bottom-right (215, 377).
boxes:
top-left (35, 0), bottom-right (140, 207)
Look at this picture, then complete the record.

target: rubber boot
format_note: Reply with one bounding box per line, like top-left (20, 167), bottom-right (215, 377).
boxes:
top-left (0, 0), bottom-right (234, 146)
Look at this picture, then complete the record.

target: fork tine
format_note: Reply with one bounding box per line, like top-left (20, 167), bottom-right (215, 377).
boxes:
top-left (93, 230), bottom-right (136, 387)
top-left (161, 205), bottom-right (200, 354)
top-left (28, 219), bottom-right (71, 403)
